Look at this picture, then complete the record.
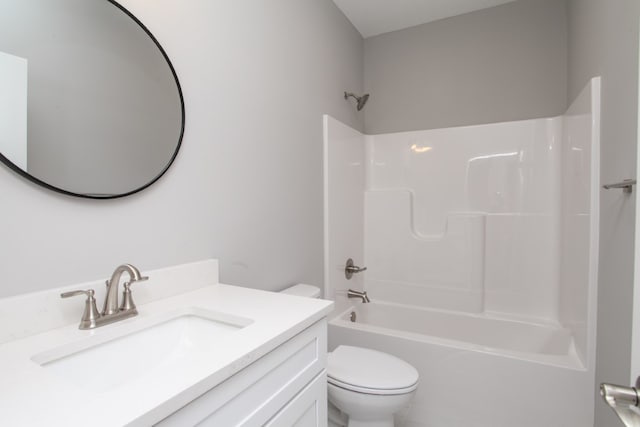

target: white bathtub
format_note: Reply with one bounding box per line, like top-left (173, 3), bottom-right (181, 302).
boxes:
top-left (328, 302), bottom-right (593, 427)
top-left (332, 302), bottom-right (581, 367)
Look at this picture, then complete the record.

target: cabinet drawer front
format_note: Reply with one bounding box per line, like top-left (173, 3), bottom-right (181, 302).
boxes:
top-left (157, 319), bottom-right (327, 427)
top-left (265, 371), bottom-right (327, 427)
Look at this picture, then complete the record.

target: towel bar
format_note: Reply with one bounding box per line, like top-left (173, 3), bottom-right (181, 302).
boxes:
top-left (603, 179), bottom-right (636, 194)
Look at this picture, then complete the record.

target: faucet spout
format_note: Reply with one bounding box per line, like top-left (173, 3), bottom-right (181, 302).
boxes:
top-left (103, 264), bottom-right (149, 315)
top-left (347, 289), bottom-right (371, 303)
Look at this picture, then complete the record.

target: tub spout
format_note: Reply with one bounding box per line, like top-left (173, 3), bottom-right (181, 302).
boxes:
top-left (347, 289), bottom-right (370, 303)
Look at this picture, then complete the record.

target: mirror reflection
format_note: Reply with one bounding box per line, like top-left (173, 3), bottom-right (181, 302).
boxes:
top-left (0, 0), bottom-right (184, 198)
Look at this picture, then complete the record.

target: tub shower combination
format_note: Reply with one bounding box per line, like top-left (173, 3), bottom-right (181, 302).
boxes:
top-left (323, 79), bottom-right (600, 427)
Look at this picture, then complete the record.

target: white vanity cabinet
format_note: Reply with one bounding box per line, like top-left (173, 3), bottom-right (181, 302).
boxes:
top-left (0, 261), bottom-right (334, 427)
top-left (156, 319), bottom-right (328, 427)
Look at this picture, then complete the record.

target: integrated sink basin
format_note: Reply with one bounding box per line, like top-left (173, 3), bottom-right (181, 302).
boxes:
top-left (31, 307), bottom-right (253, 393)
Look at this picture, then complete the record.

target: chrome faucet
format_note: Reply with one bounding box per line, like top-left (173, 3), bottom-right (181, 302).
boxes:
top-left (61, 263), bottom-right (149, 329)
top-left (103, 264), bottom-right (148, 315)
top-left (347, 289), bottom-right (370, 303)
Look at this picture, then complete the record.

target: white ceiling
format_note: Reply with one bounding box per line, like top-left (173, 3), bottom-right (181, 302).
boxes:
top-left (333, 0), bottom-right (519, 38)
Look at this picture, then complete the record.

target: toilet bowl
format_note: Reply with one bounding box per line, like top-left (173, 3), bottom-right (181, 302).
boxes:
top-left (280, 285), bottom-right (419, 427)
top-left (327, 345), bottom-right (418, 427)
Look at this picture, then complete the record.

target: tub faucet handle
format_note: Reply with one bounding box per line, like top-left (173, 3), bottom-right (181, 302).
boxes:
top-left (345, 258), bottom-right (367, 279)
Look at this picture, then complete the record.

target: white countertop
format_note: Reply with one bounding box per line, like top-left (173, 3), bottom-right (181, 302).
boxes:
top-left (0, 283), bottom-right (333, 426)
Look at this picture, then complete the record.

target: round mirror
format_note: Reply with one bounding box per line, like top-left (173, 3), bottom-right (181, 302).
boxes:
top-left (0, 0), bottom-right (184, 198)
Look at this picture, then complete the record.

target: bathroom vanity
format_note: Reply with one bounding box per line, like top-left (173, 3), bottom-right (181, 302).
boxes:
top-left (0, 260), bottom-right (333, 426)
top-left (157, 317), bottom-right (327, 426)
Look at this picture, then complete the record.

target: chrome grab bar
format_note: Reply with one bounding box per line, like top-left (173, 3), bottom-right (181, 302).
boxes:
top-left (603, 179), bottom-right (636, 194)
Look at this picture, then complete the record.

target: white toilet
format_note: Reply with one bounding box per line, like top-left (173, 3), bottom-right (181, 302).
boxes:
top-left (327, 345), bottom-right (418, 427)
top-left (280, 285), bottom-right (419, 427)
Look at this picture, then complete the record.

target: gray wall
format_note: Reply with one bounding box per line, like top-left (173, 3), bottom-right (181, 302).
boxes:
top-left (567, 1), bottom-right (640, 426)
top-left (363, 0), bottom-right (568, 134)
top-left (0, 0), bottom-right (363, 297)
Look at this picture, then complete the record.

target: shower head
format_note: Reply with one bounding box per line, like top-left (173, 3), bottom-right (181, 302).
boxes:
top-left (344, 92), bottom-right (370, 111)
top-left (357, 93), bottom-right (370, 110)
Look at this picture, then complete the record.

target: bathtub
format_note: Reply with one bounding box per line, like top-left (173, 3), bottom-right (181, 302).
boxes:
top-left (328, 302), bottom-right (594, 427)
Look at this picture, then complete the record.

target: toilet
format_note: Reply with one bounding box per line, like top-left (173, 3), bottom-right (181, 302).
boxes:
top-left (280, 284), bottom-right (419, 427)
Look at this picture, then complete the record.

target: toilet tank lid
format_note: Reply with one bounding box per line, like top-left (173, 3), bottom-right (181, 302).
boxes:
top-left (279, 284), bottom-right (320, 298)
top-left (328, 345), bottom-right (419, 391)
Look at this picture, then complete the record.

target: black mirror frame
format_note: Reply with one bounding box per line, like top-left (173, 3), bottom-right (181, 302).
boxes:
top-left (0, 0), bottom-right (185, 200)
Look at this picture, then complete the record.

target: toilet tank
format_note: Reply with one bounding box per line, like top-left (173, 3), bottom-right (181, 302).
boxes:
top-left (279, 284), bottom-right (321, 298)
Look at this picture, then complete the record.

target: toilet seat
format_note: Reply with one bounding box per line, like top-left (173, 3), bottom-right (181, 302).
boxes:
top-left (327, 345), bottom-right (419, 396)
top-left (328, 376), bottom-right (418, 395)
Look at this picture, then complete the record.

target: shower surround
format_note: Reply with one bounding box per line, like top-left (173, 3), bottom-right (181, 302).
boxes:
top-left (323, 78), bottom-right (600, 427)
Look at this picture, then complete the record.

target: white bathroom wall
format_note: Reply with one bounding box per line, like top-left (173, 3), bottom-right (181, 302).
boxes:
top-left (0, 0), bottom-right (364, 297)
top-left (365, 190), bottom-right (486, 313)
top-left (323, 115), bottom-right (365, 300)
top-left (559, 78), bottom-right (600, 368)
top-left (365, 119), bottom-right (562, 320)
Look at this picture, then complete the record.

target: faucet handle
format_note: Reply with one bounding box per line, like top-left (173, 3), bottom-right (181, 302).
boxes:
top-left (345, 258), bottom-right (367, 279)
top-left (60, 289), bottom-right (101, 329)
top-left (120, 282), bottom-right (138, 312)
top-left (119, 274), bottom-right (148, 312)
top-left (61, 289), bottom-right (92, 298)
